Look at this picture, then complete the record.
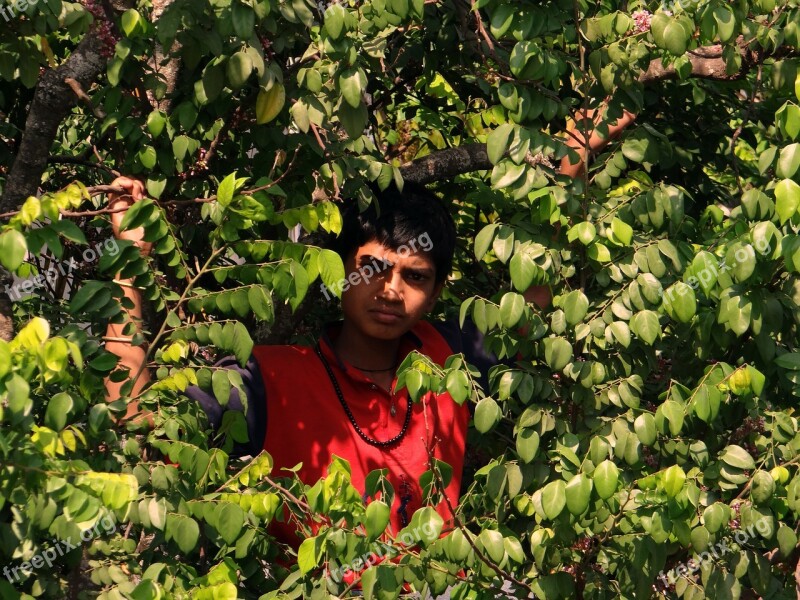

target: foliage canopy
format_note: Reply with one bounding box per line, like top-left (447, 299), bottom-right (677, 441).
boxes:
top-left (2, 0), bottom-right (800, 598)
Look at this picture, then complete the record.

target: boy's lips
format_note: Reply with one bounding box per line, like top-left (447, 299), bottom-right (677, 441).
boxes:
top-left (369, 308), bottom-right (404, 324)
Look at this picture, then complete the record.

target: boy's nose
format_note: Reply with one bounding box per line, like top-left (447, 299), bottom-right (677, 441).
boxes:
top-left (378, 269), bottom-right (403, 300)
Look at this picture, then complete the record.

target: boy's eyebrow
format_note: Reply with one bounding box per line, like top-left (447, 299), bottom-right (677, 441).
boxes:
top-left (360, 255), bottom-right (393, 269)
top-left (403, 266), bottom-right (434, 276)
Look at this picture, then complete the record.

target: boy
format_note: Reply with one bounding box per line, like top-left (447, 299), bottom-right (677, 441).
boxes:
top-left (104, 105), bottom-right (634, 545)
top-left (109, 182), bottom-right (494, 543)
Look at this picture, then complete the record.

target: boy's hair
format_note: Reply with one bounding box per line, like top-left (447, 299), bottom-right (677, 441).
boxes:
top-left (331, 184), bottom-right (456, 284)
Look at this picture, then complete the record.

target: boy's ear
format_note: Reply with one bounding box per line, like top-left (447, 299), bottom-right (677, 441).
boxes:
top-left (424, 282), bottom-right (444, 312)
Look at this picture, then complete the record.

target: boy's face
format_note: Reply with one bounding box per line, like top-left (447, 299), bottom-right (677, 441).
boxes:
top-left (340, 239), bottom-right (443, 340)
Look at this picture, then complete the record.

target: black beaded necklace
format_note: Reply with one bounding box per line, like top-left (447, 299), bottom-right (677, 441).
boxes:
top-left (314, 343), bottom-right (412, 448)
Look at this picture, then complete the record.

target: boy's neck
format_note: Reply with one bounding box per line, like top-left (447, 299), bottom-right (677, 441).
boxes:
top-left (334, 322), bottom-right (402, 371)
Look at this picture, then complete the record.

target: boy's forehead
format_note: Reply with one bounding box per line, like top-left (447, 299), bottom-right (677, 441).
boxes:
top-left (355, 239), bottom-right (433, 263)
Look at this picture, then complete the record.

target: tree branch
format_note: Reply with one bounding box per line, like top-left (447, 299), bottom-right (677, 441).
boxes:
top-left (399, 143), bottom-right (491, 184)
top-left (0, 35), bottom-right (106, 213)
top-left (399, 42), bottom-right (776, 185)
top-left (639, 43), bottom-right (754, 83)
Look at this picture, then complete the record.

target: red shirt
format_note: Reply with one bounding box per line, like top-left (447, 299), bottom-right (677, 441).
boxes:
top-left (252, 321), bottom-right (469, 546)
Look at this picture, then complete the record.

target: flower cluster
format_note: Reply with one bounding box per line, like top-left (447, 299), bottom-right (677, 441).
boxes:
top-left (82, 0), bottom-right (119, 58)
top-left (730, 416), bottom-right (765, 457)
top-left (632, 9), bottom-right (652, 33)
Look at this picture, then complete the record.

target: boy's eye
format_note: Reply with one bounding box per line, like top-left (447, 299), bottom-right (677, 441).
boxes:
top-left (405, 271), bottom-right (429, 282)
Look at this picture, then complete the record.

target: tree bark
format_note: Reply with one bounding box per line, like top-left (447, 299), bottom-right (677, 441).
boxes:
top-left (639, 44), bottom-right (751, 83)
top-left (0, 35), bottom-right (106, 213)
top-left (146, 0), bottom-right (183, 113)
top-left (0, 270), bottom-right (13, 342)
top-left (400, 143), bottom-right (491, 185)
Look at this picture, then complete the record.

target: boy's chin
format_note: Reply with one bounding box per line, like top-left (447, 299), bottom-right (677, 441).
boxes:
top-left (346, 316), bottom-right (417, 340)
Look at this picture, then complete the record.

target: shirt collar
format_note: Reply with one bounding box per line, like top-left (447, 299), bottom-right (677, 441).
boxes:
top-left (317, 321), bottom-right (423, 378)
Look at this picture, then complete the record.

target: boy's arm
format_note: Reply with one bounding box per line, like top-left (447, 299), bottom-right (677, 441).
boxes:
top-left (559, 105), bottom-right (636, 179)
top-left (523, 103), bottom-right (636, 307)
top-left (104, 177), bottom-right (152, 421)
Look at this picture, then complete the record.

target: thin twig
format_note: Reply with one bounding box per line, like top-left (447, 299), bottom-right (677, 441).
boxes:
top-left (470, 0), bottom-right (497, 59)
top-left (0, 149), bottom-right (302, 220)
top-left (426, 440), bottom-right (533, 595)
top-left (65, 77), bottom-right (106, 119)
top-left (48, 155), bottom-right (120, 177)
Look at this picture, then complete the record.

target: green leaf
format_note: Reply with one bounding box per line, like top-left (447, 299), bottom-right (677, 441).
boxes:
top-left (217, 173), bottom-right (237, 207)
top-left (777, 143), bottom-right (800, 178)
top-left (338, 100), bottom-right (368, 139)
top-left (634, 413), bottom-right (656, 446)
top-left (509, 251), bottom-right (536, 291)
top-left (474, 223), bottom-right (498, 261)
top-left (565, 474), bottom-right (592, 516)
top-left (499, 292), bottom-right (525, 328)
top-left (0, 230), bottom-right (27, 270)
top-left (658, 400), bottom-right (685, 436)
top-left (298, 536), bottom-right (322, 574)
top-left (561, 291), bottom-right (589, 326)
top-left (476, 529), bottom-right (504, 564)
top-left (212, 369), bottom-right (231, 407)
top-left (775, 178), bottom-right (800, 224)
top-left (593, 460), bottom-right (619, 499)
top-left (544, 337), bottom-right (573, 371)
top-left (703, 504), bottom-right (727, 533)
top-left (568, 222), bottom-right (597, 245)
top-left (541, 480), bottom-right (566, 519)
top-left (515, 428), bottom-right (539, 463)
top-left (339, 67), bottom-right (363, 109)
top-left (45, 392), bottom-right (73, 431)
top-left (609, 321), bottom-right (631, 348)
top-left (662, 465), bottom-right (685, 498)
top-left (610, 217), bottom-right (633, 246)
top-left (364, 500), bottom-right (390, 540)
top-left (174, 517), bottom-right (200, 554)
top-left (664, 282), bottom-right (696, 323)
top-left (147, 111), bottom-right (166, 137)
top-left (129, 581), bottom-right (160, 600)
top-left (689, 251), bottom-right (718, 296)
top-left (750, 470), bottom-right (775, 506)
top-left (487, 124), bottom-right (514, 164)
top-left (216, 502), bottom-right (245, 545)
top-left (50, 220), bottom-right (88, 244)
top-left (492, 162), bottom-right (525, 189)
top-left (139, 145), bottom-right (157, 169)
top-left (720, 445), bottom-right (756, 470)
top-left (630, 310), bottom-right (660, 345)
top-left (231, 322), bottom-right (254, 366)
top-left (232, 1), bottom-right (255, 38)
top-left (663, 20), bottom-right (689, 55)
top-left (121, 9), bottom-right (143, 36)
top-left (325, 3), bottom-right (346, 39)
top-left (445, 370), bottom-right (470, 405)
top-left (318, 249), bottom-right (345, 298)
top-left (248, 286), bottom-right (274, 321)
top-left (474, 397), bottom-right (501, 433)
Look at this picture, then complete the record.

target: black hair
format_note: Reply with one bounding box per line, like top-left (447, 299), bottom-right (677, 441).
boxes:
top-left (331, 184), bottom-right (456, 284)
